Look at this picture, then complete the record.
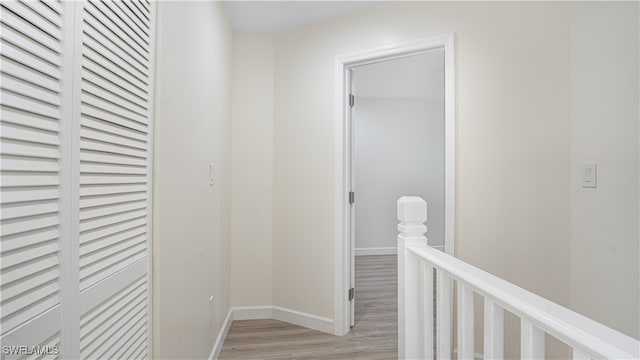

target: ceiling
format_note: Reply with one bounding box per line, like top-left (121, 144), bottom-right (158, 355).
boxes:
top-left (223, 1), bottom-right (386, 34)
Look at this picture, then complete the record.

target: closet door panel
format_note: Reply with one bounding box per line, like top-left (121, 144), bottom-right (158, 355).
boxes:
top-left (76, 1), bottom-right (153, 359)
top-left (0, 1), bottom-right (66, 356)
top-left (1, 1), bottom-right (154, 358)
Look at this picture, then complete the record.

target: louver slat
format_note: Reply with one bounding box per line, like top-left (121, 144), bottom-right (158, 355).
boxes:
top-left (81, 91), bottom-right (147, 126)
top-left (82, 81), bottom-right (147, 118)
top-left (82, 57), bottom-right (148, 108)
top-left (79, 183), bottom-right (147, 197)
top-left (0, 59), bottom-right (61, 94)
top-left (100, 1), bottom-right (148, 47)
top-left (82, 32), bottom-right (148, 88)
top-left (0, 24), bottom-right (61, 66)
top-left (20, 1), bottom-right (63, 28)
top-left (44, 1), bottom-right (63, 15)
top-left (140, 0), bottom-right (151, 14)
top-left (1, 140), bottom-right (59, 159)
top-left (117, 2), bottom-right (150, 43)
top-left (1, 74), bottom-right (60, 107)
top-left (81, 68), bottom-right (148, 111)
top-left (79, 217), bottom-right (146, 245)
top-left (0, 6), bottom-right (62, 53)
top-left (0, 2), bottom-right (62, 41)
top-left (83, 2), bottom-right (147, 62)
top-left (80, 277), bottom-right (147, 358)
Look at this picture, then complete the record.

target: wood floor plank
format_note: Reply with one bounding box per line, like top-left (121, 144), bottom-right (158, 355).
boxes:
top-left (219, 255), bottom-right (398, 359)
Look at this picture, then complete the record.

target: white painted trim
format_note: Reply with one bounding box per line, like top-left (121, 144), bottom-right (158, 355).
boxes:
top-left (355, 247), bottom-right (397, 256)
top-left (232, 306), bottom-right (272, 320)
top-left (443, 34), bottom-right (456, 257)
top-left (68, 3), bottom-right (84, 357)
top-left (230, 306), bottom-right (334, 334)
top-left (208, 310), bottom-right (233, 360)
top-left (334, 34), bottom-right (457, 336)
top-left (271, 306), bottom-right (334, 334)
top-left (146, 2), bottom-right (158, 358)
top-left (60, 2), bottom-right (79, 357)
top-left (333, 55), bottom-right (351, 336)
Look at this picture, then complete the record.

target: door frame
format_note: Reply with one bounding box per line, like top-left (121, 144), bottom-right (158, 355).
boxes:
top-left (333, 34), bottom-right (456, 335)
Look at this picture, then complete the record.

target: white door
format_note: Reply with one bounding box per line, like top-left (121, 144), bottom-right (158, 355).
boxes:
top-left (347, 51), bottom-right (446, 330)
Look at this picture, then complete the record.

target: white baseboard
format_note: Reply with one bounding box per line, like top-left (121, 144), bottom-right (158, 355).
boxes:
top-left (355, 247), bottom-right (397, 256)
top-left (209, 309), bottom-right (233, 360)
top-left (232, 306), bottom-right (272, 320)
top-left (224, 305), bottom-right (334, 335)
top-left (271, 306), bottom-right (334, 334)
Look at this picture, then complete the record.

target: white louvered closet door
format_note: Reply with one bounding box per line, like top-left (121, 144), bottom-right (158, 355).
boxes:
top-left (0, 1), bottom-right (154, 358)
top-left (76, 0), bottom-right (153, 358)
top-left (1, 0), bottom-right (71, 357)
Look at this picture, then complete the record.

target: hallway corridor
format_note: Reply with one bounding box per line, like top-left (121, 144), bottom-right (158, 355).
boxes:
top-left (219, 255), bottom-right (397, 359)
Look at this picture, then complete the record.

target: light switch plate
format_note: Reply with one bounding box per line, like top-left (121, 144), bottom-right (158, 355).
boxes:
top-left (581, 163), bottom-right (597, 188)
top-left (209, 163), bottom-right (214, 186)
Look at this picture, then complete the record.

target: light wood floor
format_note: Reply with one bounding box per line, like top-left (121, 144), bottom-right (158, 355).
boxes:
top-left (219, 255), bottom-right (398, 359)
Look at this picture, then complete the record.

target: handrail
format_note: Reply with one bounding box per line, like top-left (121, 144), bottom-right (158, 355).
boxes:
top-left (397, 196), bottom-right (640, 359)
top-left (408, 245), bottom-right (639, 359)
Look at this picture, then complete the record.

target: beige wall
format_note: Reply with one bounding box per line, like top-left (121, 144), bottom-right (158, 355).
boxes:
top-left (272, 1), bottom-right (572, 320)
top-left (570, 2), bottom-right (640, 339)
top-left (153, 1), bottom-right (232, 358)
top-left (231, 34), bottom-right (275, 307)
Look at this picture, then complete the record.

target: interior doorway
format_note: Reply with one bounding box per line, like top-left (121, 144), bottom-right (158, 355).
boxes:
top-left (334, 35), bottom-right (456, 335)
top-left (350, 52), bottom-right (445, 329)
top-left (352, 52), bottom-right (446, 255)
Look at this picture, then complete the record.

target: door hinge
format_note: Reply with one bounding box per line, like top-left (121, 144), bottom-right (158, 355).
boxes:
top-left (348, 288), bottom-right (355, 301)
top-left (349, 191), bottom-right (355, 204)
top-left (349, 94), bottom-right (354, 107)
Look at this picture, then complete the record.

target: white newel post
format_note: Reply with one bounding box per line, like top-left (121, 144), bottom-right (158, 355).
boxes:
top-left (398, 196), bottom-right (430, 360)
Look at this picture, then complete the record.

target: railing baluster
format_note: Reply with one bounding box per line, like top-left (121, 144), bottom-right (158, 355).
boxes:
top-left (457, 283), bottom-right (474, 359)
top-left (400, 248), bottom-right (423, 359)
top-left (483, 299), bottom-right (504, 359)
top-left (397, 197), bottom-right (428, 360)
top-left (437, 270), bottom-right (452, 359)
top-left (422, 262), bottom-right (435, 359)
top-left (521, 319), bottom-right (545, 359)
